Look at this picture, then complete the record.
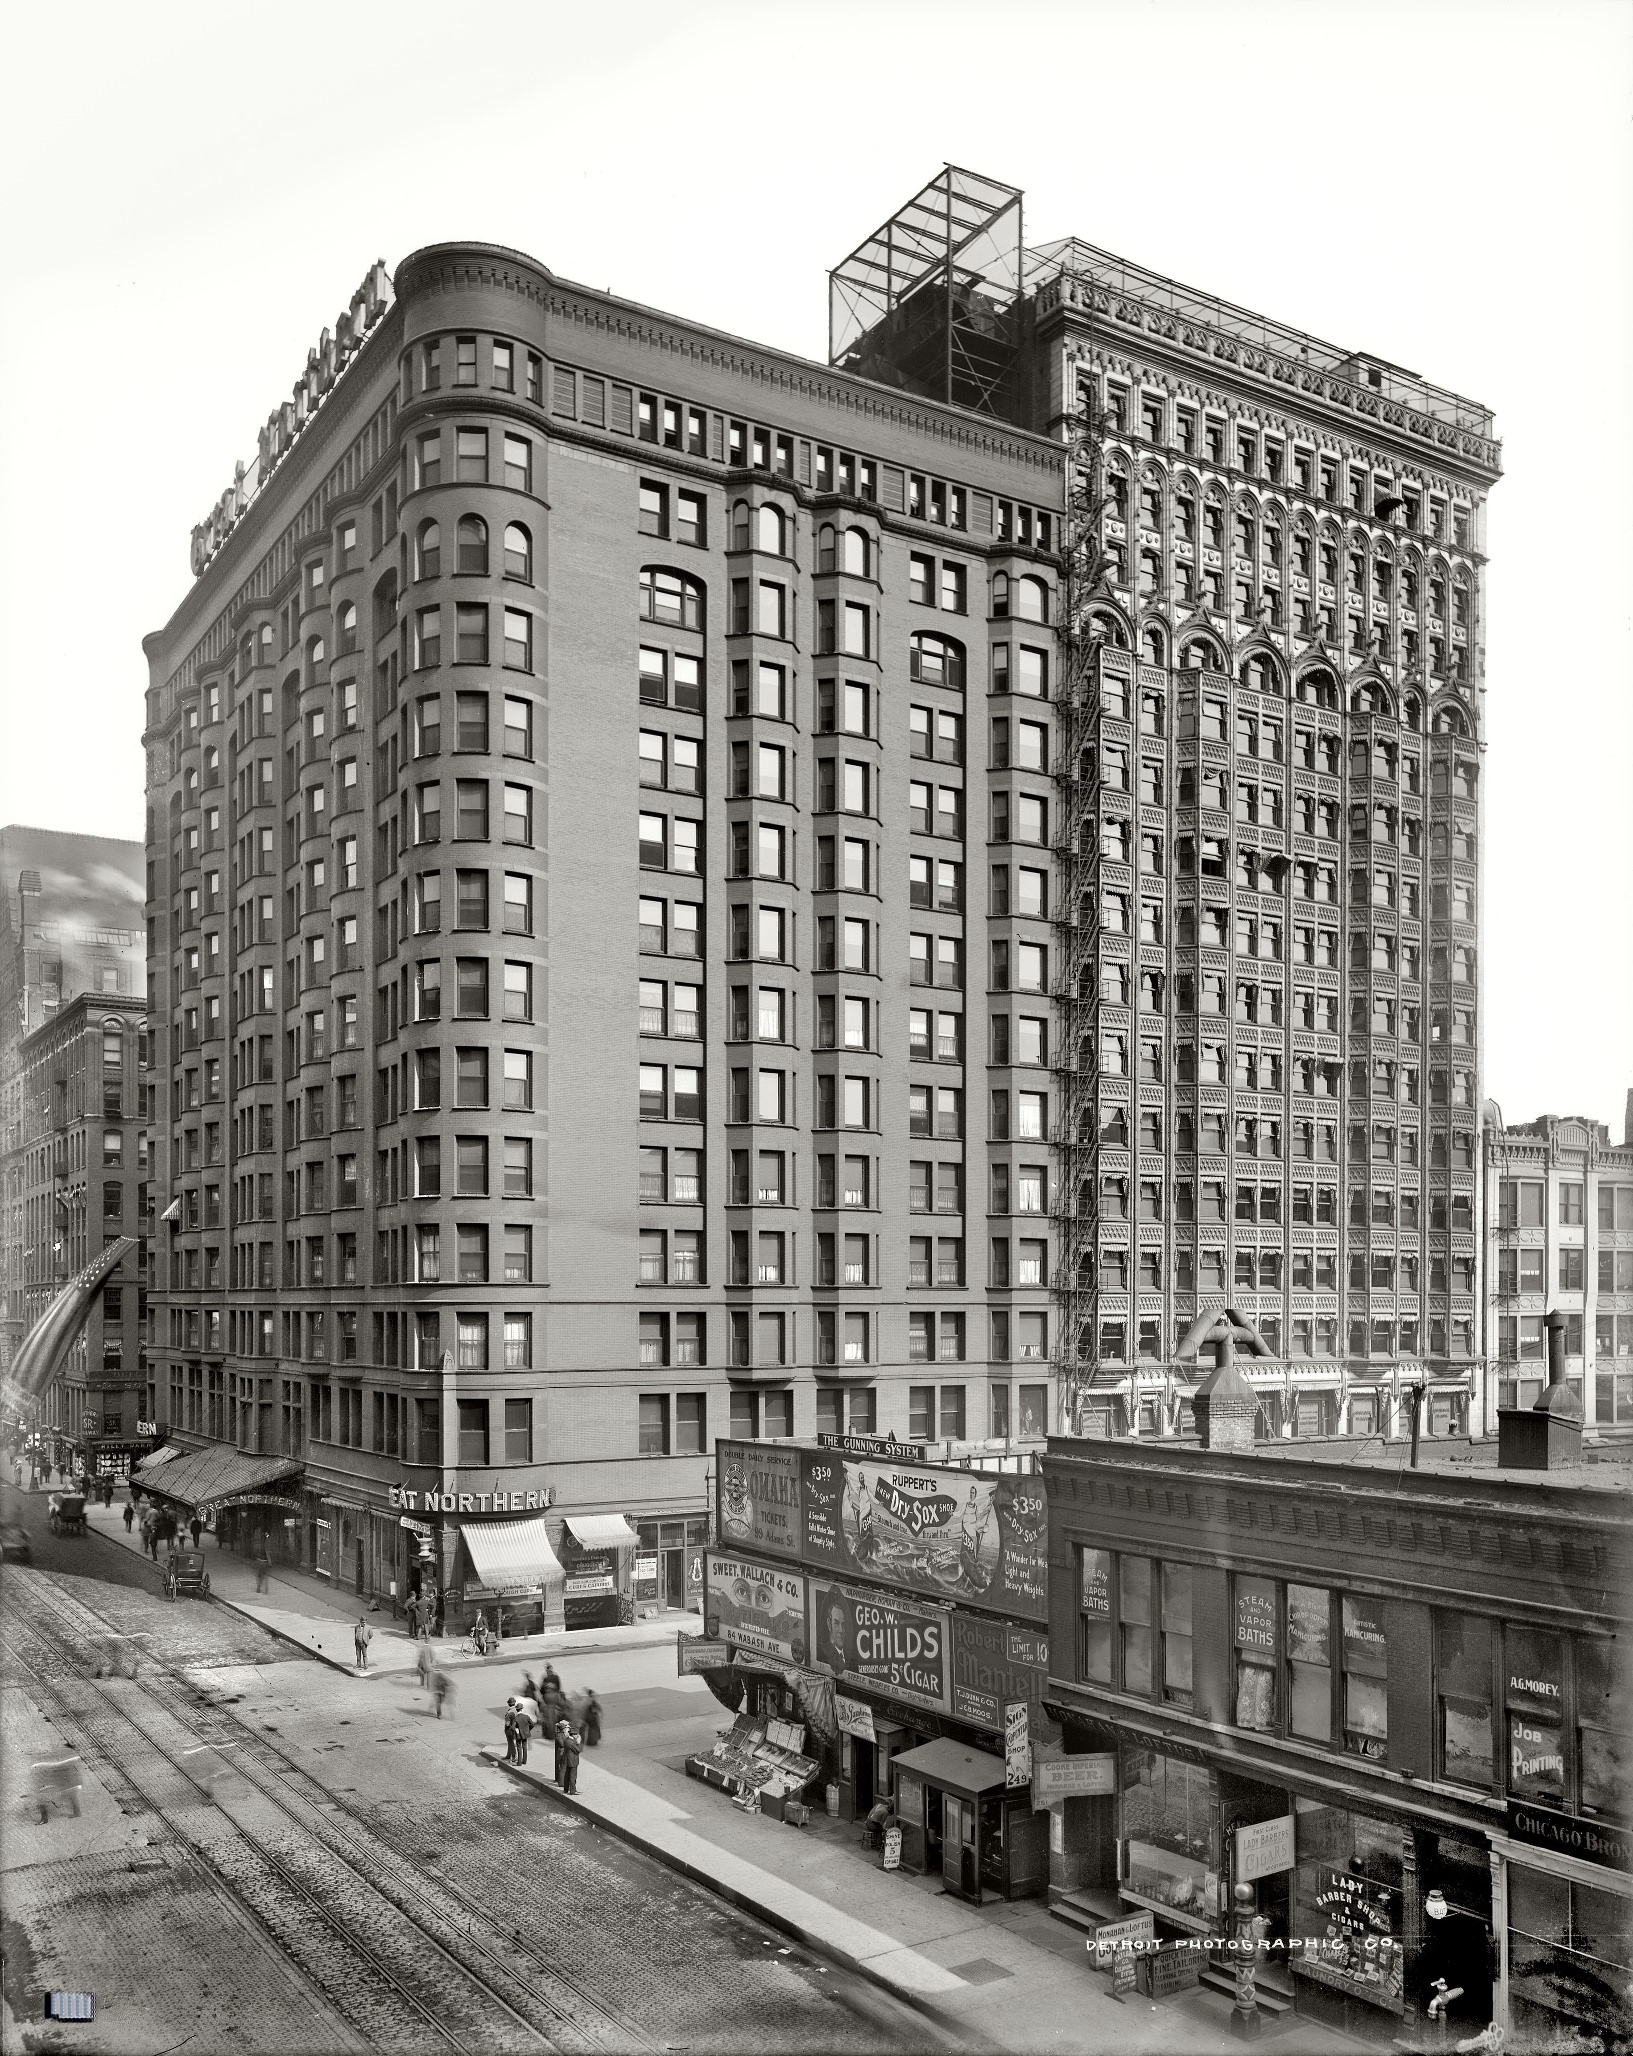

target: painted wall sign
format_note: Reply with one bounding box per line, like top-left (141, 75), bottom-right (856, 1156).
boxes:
top-left (189, 261), bottom-right (394, 578)
top-left (807, 1579), bottom-right (949, 1712)
top-left (677, 1633), bottom-right (736, 1677)
top-left (389, 1483), bottom-right (551, 1514)
top-left (1506, 1802), bottom-right (1633, 1872)
top-left (1080, 1547), bottom-right (1111, 1617)
top-left (1235, 1815), bottom-right (1297, 1883)
top-left (835, 1694), bottom-right (876, 1743)
top-left (717, 1441), bottom-right (802, 1560)
top-left (1233, 1578), bottom-right (1278, 1654)
top-left (563, 1572), bottom-right (615, 1597)
top-left (1032, 1753), bottom-right (1117, 1803)
top-left (705, 1552), bottom-right (808, 1665)
top-left (815, 1433), bottom-right (928, 1460)
top-left (951, 1611), bottom-right (1048, 1731)
top-left (1005, 1702), bottom-right (1030, 1788)
top-left (802, 1452), bottom-right (1047, 1621)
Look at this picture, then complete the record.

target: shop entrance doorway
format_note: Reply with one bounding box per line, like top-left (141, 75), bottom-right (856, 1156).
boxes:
top-left (944, 1795), bottom-right (978, 1899)
top-left (665, 1549), bottom-right (685, 1609)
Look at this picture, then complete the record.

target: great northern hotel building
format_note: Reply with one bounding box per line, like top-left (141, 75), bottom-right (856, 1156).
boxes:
top-left (142, 171), bottom-right (1499, 1625)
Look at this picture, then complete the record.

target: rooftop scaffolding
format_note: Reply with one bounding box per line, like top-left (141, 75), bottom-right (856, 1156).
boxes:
top-left (828, 165), bottom-right (1026, 419)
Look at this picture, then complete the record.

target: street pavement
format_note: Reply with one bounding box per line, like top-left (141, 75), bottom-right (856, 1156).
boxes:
top-left (56, 1496), bottom-right (1367, 2054)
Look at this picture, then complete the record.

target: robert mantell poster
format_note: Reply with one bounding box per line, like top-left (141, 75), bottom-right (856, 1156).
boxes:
top-left (704, 1552), bottom-right (808, 1664)
top-left (807, 1580), bottom-right (949, 1713)
top-left (802, 1451), bottom-right (1047, 1621)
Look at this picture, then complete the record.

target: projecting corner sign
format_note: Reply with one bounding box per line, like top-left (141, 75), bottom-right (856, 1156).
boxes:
top-left (189, 260), bottom-right (394, 579)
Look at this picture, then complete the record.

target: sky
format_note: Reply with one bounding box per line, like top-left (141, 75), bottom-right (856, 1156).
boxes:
top-left (1, 0), bottom-right (1628, 1134)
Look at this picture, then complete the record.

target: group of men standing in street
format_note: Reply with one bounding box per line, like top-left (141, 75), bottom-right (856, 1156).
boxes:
top-left (504, 1691), bottom-right (584, 1792)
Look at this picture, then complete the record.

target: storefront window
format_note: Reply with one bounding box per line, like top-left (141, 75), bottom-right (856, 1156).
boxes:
top-left (1506, 1625), bottom-right (1565, 1804)
top-left (1161, 1563), bottom-right (1193, 1707)
top-left (1122, 1748), bottom-right (1217, 1923)
top-left (1234, 1574), bottom-right (1279, 1731)
top-left (1287, 1582), bottom-right (1332, 1742)
top-left (1079, 1546), bottom-right (1111, 1682)
top-left (1292, 1800), bottom-right (1405, 2013)
top-left (1576, 1636), bottom-right (1632, 1822)
top-left (1509, 1865), bottom-right (1633, 2048)
top-left (1120, 1555), bottom-right (1154, 1696)
top-left (1341, 1596), bottom-right (1388, 1758)
top-left (1435, 1613), bottom-right (1493, 1787)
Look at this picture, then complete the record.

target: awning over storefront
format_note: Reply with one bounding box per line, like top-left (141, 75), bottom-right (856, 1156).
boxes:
top-left (893, 1738), bottom-right (1010, 1799)
top-left (563, 1514), bottom-right (640, 1549)
top-left (461, 1518), bottom-right (565, 1596)
top-left (131, 1444), bottom-right (301, 1514)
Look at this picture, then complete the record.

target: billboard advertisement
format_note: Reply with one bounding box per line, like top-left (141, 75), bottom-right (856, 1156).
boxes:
top-left (807, 1579), bottom-right (949, 1713)
top-left (704, 1552), bottom-right (808, 1665)
top-left (716, 1441), bottom-right (803, 1561)
top-left (949, 1612), bottom-right (1049, 1732)
top-left (801, 1450), bottom-right (1048, 1622)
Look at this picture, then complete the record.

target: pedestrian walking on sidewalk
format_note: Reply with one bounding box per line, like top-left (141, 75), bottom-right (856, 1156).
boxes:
top-left (254, 1544), bottom-right (271, 1593)
top-left (122, 1501), bottom-right (134, 1534)
top-left (354, 1616), bottom-right (373, 1672)
top-left (561, 1723), bottom-right (582, 1795)
top-left (189, 1516), bottom-right (203, 1548)
top-left (420, 1589), bottom-right (437, 1640)
top-left (583, 1691), bottom-right (602, 1747)
top-left (432, 1665), bottom-right (452, 1719)
top-left (513, 1696), bottom-right (533, 1765)
top-left (503, 1699), bottom-right (519, 1764)
top-left (553, 1718), bottom-right (568, 1786)
top-left (416, 1639), bottom-right (435, 1695)
top-left (406, 1591), bottom-right (420, 1639)
top-left (102, 1480), bottom-right (114, 1509)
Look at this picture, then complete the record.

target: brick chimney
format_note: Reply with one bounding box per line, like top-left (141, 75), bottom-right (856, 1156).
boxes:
top-left (1497, 1309), bottom-right (1583, 1471)
top-left (1192, 1329), bottom-right (1260, 1452)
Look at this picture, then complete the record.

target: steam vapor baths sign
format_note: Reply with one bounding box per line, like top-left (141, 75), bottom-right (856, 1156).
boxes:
top-left (808, 1581), bottom-right (950, 1712)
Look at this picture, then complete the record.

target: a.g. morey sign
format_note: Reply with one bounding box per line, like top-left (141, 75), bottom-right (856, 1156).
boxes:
top-left (190, 260), bottom-right (393, 578)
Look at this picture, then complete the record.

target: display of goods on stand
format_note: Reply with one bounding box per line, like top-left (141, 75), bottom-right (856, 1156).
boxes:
top-left (685, 1714), bottom-right (822, 1819)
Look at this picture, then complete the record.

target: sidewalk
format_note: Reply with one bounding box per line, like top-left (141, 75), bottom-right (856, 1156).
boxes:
top-left (479, 1737), bottom-right (1365, 2055)
top-left (82, 1500), bottom-right (698, 1675)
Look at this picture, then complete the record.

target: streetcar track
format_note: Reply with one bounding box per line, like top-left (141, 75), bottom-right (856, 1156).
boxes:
top-left (1, 1575), bottom-right (551, 2053)
top-left (5, 1564), bottom-right (664, 2054)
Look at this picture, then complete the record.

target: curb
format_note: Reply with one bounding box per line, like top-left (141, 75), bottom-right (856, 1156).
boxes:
top-left (479, 1747), bottom-right (974, 2046)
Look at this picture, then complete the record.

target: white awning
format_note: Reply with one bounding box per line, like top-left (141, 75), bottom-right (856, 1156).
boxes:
top-left (460, 1519), bottom-right (564, 1596)
top-left (564, 1513), bottom-right (640, 1550)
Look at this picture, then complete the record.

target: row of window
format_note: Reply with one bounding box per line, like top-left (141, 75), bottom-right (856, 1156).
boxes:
top-left (1498, 1181), bottom-right (1633, 1230)
top-left (1499, 1248), bottom-right (1633, 1294)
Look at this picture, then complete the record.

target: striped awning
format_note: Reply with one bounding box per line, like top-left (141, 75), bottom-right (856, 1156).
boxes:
top-left (461, 1519), bottom-right (564, 1597)
top-left (563, 1514), bottom-right (639, 1550)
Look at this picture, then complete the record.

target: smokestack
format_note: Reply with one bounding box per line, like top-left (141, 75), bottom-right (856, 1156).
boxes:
top-left (1497, 1308), bottom-right (1584, 1471)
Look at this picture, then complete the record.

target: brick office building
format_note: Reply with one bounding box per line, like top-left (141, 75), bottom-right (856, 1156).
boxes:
top-left (142, 240), bottom-right (1062, 1621)
top-left (14, 992), bottom-right (150, 1471)
top-left (1483, 1101), bottom-right (1633, 1435)
top-left (0, 824), bottom-right (145, 1379)
top-left (1040, 1420), bottom-right (1631, 2045)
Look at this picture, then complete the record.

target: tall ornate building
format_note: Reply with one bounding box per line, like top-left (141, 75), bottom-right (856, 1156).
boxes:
top-left (141, 174), bottom-right (1498, 1625)
top-left (834, 169), bottom-right (1501, 1439)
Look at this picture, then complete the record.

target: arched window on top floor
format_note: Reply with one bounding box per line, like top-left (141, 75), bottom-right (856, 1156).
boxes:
top-left (730, 499), bottom-right (751, 551)
top-left (1179, 635), bottom-right (1224, 673)
top-left (416, 519), bottom-right (440, 581)
top-left (1295, 666), bottom-right (1339, 710)
top-left (373, 574), bottom-right (398, 644)
top-left (993, 572), bottom-right (1011, 618)
top-left (336, 602), bottom-right (358, 655)
top-left (843, 527), bottom-right (870, 578)
top-left (457, 514), bottom-right (488, 576)
top-left (817, 523), bottom-right (837, 573)
top-left (640, 567), bottom-right (705, 631)
top-left (757, 504), bottom-right (786, 557)
top-left (1240, 652), bottom-right (1282, 696)
top-left (306, 634), bottom-right (326, 675)
top-left (1016, 575), bottom-right (1049, 623)
top-left (1351, 680), bottom-right (1392, 717)
top-left (908, 631), bottom-right (964, 692)
top-left (504, 523), bottom-right (532, 583)
top-left (1401, 692), bottom-right (1422, 732)
top-left (1432, 703), bottom-right (1469, 738)
top-left (1142, 624), bottom-right (1166, 668)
